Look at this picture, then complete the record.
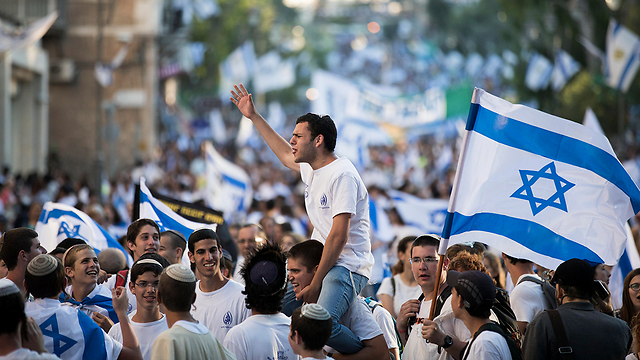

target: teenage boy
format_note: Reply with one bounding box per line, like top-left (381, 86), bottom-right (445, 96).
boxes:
top-left (289, 304), bottom-right (333, 360)
top-left (447, 270), bottom-right (515, 360)
top-left (159, 230), bottom-right (186, 265)
top-left (188, 228), bottom-right (250, 342)
top-left (0, 227), bottom-right (46, 298)
top-left (151, 264), bottom-right (235, 360)
top-left (109, 259), bottom-right (168, 360)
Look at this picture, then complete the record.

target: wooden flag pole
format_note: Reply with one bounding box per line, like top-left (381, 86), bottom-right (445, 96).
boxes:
top-left (428, 255), bottom-right (445, 320)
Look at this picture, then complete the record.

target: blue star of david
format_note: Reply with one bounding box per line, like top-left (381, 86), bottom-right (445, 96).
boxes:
top-left (40, 314), bottom-right (77, 355)
top-left (57, 222), bottom-right (86, 240)
top-left (511, 162), bottom-right (575, 216)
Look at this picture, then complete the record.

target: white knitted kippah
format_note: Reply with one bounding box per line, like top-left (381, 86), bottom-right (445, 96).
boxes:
top-left (27, 254), bottom-right (58, 276)
top-left (164, 264), bottom-right (196, 283)
top-left (0, 278), bottom-right (20, 297)
top-left (300, 303), bottom-right (331, 321)
top-left (134, 259), bottom-right (163, 268)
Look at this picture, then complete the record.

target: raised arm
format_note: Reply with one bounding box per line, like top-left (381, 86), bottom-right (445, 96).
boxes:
top-left (230, 84), bottom-right (300, 172)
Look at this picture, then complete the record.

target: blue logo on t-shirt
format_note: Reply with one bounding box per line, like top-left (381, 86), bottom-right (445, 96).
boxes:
top-left (320, 194), bottom-right (327, 207)
top-left (223, 311), bottom-right (233, 325)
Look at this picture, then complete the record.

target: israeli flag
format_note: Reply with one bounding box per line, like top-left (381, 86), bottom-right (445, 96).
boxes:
top-left (388, 190), bottom-right (449, 235)
top-left (26, 298), bottom-right (121, 360)
top-left (442, 88), bottom-right (640, 269)
top-left (35, 202), bottom-right (131, 264)
top-left (550, 50), bottom-right (580, 91)
top-left (139, 177), bottom-right (217, 266)
top-left (204, 141), bottom-right (253, 222)
top-left (605, 19), bottom-right (640, 93)
top-left (525, 53), bottom-right (553, 91)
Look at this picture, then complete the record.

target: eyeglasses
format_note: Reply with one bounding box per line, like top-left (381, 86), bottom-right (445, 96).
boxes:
top-left (410, 257), bottom-right (439, 264)
top-left (135, 281), bottom-right (159, 289)
top-left (629, 283), bottom-right (640, 292)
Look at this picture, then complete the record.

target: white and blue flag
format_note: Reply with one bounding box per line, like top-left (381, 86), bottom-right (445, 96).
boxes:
top-left (35, 202), bottom-right (131, 265)
top-left (441, 88), bottom-right (640, 269)
top-left (550, 50), bottom-right (580, 91)
top-left (388, 190), bottom-right (449, 235)
top-left (605, 19), bottom-right (640, 93)
top-left (26, 298), bottom-right (122, 360)
top-left (204, 141), bottom-right (253, 222)
top-left (525, 53), bottom-right (553, 91)
top-left (139, 177), bottom-right (217, 266)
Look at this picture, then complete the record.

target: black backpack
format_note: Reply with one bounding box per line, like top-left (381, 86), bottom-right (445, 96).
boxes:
top-left (519, 275), bottom-right (558, 310)
top-left (462, 322), bottom-right (523, 360)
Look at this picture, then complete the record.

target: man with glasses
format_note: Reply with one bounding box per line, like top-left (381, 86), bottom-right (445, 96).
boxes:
top-left (108, 258), bottom-right (168, 360)
top-left (398, 234), bottom-right (458, 359)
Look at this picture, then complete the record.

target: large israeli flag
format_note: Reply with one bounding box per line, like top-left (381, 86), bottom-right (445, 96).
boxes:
top-left (139, 177), bottom-right (216, 265)
top-left (605, 19), bottom-right (640, 93)
top-left (35, 202), bottom-right (130, 264)
top-left (204, 141), bottom-right (253, 222)
top-left (441, 88), bottom-right (640, 269)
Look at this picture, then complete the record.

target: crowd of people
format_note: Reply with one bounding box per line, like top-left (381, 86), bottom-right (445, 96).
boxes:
top-left (0, 83), bottom-right (639, 360)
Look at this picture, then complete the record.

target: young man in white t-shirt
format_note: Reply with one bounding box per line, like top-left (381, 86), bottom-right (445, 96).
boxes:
top-left (447, 270), bottom-right (512, 360)
top-left (223, 243), bottom-right (298, 360)
top-left (109, 258), bottom-right (168, 360)
top-left (231, 84), bottom-right (373, 354)
top-left (502, 253), bottom-right (551, 336)
top-left (188, 228), bottom-right (250, 342)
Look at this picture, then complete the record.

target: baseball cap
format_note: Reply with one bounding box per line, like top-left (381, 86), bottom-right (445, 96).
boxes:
top-left (551, 258), bottom-right (594, 291)
top-left (447, 270), bottom-right (495, 310)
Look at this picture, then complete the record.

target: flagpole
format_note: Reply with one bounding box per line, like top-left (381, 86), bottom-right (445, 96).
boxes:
top-left (428, 88), bottom-right (479, 320)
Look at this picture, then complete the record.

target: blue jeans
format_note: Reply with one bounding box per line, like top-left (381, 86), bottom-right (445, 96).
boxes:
top-left (318, 265), bottom-right (368, 354)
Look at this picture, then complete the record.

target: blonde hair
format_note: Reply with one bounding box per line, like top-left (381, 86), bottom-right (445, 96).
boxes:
top-left (63, 244), bottom-right (95, 269)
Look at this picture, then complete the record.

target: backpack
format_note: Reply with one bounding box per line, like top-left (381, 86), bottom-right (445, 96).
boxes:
top-left (363, 297), bottom-right (403, 358)
top-left (462, 322), bottom-right (523, 360)
top-left (519, 275), bottom-right (558, 310)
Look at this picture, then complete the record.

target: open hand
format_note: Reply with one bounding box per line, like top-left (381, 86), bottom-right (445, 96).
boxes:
top-left (230, 84), bottom-right (258, 119)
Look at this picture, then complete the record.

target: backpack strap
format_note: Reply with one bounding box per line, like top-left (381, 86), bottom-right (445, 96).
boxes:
top-left (519, 275), bottom-right (557, 309)
top-left (115, 269), bottom-right (129, 288)
top-left (546, 309), bottom-right (575, 359)
top-left (434, 285), bottom-right (452, 319)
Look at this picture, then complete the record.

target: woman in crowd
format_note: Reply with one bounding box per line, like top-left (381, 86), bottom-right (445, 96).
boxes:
top-left (376, 236), bottom-right (422, 319)
top-left (619, 268), bottom-right (640, 359)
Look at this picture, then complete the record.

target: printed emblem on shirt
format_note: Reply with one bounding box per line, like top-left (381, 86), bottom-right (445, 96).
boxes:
top-left (223, 311), bottom-right (233, 326)
top-left (320, 193), bottom-right (329, 209)
top-left (267, 351), bottom-right (288, 360)
top-left (305, 186), bottom-right (309, 198)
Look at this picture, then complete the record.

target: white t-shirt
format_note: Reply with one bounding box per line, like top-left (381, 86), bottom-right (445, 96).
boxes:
top-left (510, 274), bottom-right (548, 323)
top-left (232, 256), bottom-right (245, 285)
top-left (105, 271), bottom-right (136, 314)
top-left (371, 304), bottom-right (399, 350)
top-left (0, 349), bottom-right (60, 360)
top-left (191, 279), bottom-right (251, 342)
top-left (402, 296), bottom-right (471, 360)
top-left (462, 331), bottom-right (511, 360)
top-left (223, 313), bottom-right (300, 360)
top-left (108, 313), bottom-right (168, 360)
top-left (300, 159), bottom-right (374, 279)
top-left (376, 274), bottom-right (422, 316)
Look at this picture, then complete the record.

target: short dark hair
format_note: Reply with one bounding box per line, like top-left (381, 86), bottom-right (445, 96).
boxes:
top-left (25, 256), bottom-right (65, 299)
top-left (188, 228), bottom-right (219, 254)
top-left (411, 234), bottom-right (440, 257)
top-left (287, 240), bottom-right (323, 270)
top-left (290, 306), bottom-right (332, 351)
top-left (138, 252), bottom-right (172, 269)
top-left (160, 230), bottom-right (187, 252)
top-left (0, 290), bottom-right (26, 335)
top-left (0, 228), bottom-right (38, 270)
top-left (130, 259), bottom-right (165, 284)
top-left (559, 284), bottom-right (593, 300)
top-left (503, 253), bottom-right (532, 265)
top-left (242, 243), bottom-right (287, 314)
top-left (295, 113), bottom-right (337, 153)
top-left (158, 270), bottom-right (196, 312)
top-left (126, 219), bottom-right (160, 247)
